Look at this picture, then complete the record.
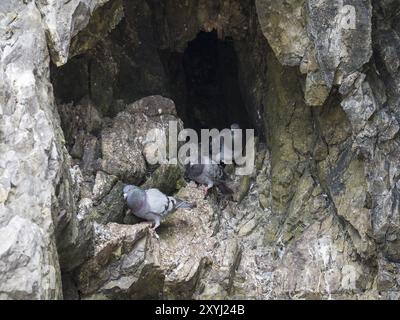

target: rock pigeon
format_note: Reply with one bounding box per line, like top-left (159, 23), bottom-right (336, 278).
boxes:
top-left (184, 155), bottom-right (233, 195)
top-left (123, 185), bottom-right (196, 230)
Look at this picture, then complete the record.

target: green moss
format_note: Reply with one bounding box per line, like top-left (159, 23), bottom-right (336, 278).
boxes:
top-left (69, 0), bottom-right (124, 58)
top-left (142, 164), bottom-right (184, 195)
top-left (90, 181), bottom-right (125, 224)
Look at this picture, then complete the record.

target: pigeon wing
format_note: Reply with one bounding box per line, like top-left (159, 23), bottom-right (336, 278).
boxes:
top-left (145, 188), bottom-right (170, 216)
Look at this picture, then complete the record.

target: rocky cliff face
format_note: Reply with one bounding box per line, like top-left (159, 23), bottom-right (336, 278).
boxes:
top-left (1, 0), bottom-right (400, 299)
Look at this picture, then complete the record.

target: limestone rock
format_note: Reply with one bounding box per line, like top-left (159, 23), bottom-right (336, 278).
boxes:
top-left (2, 0), bottom-right (400, 301)
top-left (100, 96), bottom-right (183, 183)
top-left (69, 0), bottom-right (124, 58)
top-left (307, 0), bottom-right (372, 87)
top-left (256, 0), bottom-right (372, 106)
top-left (141, 164), bottom-right (185, 196)
top-left (305, 71), bottom-right (331, 106)
top-left (0, 0), bottom-right (63, 299)
top-left (255, 0), bottom-right (311, 66)
top-left (77, 222), bottom-right (162, 299)
top-left (90, 181), bottom-right (125, 224)
top-left (36, 0), bottom-right (112, 66)
top-left (76, 178), bottom-right (271, 299)
top-left (92, 171), bottom-right (118, 203)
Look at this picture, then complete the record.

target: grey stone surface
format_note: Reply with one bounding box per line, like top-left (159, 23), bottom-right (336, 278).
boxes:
top-left (0, 0), bottom-right (65, 299)
top-left (36, 0), bottom-right (112, 66)
top-left (100, 96), bottom-right (183, 183)
top-left (1, 0), bottom-right (400, 300)
top-left (256, 0), bottom-right (372, 106)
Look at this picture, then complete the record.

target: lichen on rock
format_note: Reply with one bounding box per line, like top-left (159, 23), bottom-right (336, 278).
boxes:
top-left (2, 0), bottom-right (400, 300)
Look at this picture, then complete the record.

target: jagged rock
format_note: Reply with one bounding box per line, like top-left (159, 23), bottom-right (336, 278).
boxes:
top-left (55, 165), bottom-right (94, 273)
top-left (90, 181), bottom-right (125, 224)
top-left (0, 216), bottom-right (59, 299)
top-left (92, 171), bottom-right (118, 203)
top-left (69, 0), bottom-right (124, 58)
top-left (256, 0), bottom-right (372, 106)
top-left (36, 0), bottom-right (113, 66)
top-left (0, 0), bottom-right (64, 299)
top-left (305, 71), bottom-right (331, 106)
top-left (376, 256), bottom-right (400, 298)
top-left (77, 222), bottom-right (162, 299)
top-left (373, 29), bottom-right (400, 110)
top-left (58, 99), bottom-right (103, 144)
top-left (81, 135), bottom-right (101, 175)
top-left (76, 178), bottom-right (270, 299)
top-left (340, 72), bottom-right (377, 133)
top-left (100, 96), bottom-right (183, 183)
top-left (255, 0), bottom-right (311, 66)
top-left (2, 0), bottom-right (400, 301)
top-left (271, 214), bottom-right (373, 299)
top-left (141, 164), bottom-right (185, 196)
top-left (307, 0), bottom-right (372, 87)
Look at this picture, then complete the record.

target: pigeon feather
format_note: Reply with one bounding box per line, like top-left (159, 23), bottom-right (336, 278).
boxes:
top-left (123, 185), bottom-right (196, 230)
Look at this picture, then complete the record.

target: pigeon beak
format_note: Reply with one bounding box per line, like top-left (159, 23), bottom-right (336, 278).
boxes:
top-left (123, 193), bottom-right (127, 200)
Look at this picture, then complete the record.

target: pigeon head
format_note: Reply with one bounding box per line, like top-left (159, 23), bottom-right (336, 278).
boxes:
top-left (123, 185), bottom-right (141, 200)
top-left (230, 123), bottom-right (240, 130)
top-left (123, 185), bottom-right (146, 211)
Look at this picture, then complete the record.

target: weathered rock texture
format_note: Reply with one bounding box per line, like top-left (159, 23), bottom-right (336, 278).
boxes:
top-left (1, 0), bottom-right (400, 300)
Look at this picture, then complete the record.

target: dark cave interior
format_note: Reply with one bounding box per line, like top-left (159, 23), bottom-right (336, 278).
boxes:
top-left (51, 27), bottom-right (253, 136)
top-left (160, 31), bottom-right (252, 132)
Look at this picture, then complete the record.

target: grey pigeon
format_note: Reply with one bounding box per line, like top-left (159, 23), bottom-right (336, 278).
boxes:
top-left (123, 185), bottom-right (196, 230)
top-left (185, 155), bottom-right (233, 195)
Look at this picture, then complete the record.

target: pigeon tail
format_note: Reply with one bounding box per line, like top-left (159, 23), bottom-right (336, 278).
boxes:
top-left (215, 181), bottom-right (234, 195)
top-left (174, 198), bottom-right (197, 209)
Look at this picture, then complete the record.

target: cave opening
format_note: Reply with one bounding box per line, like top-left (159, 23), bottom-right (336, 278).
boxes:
top-left (51, 27), bottom-right (257, 151)
top-left (160, 30), bottom-right (252, 133)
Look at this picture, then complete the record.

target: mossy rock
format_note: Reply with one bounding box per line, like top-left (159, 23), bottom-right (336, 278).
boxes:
top-left (235, 175), bottom-right (251, 204)
top-left (142, 164), bottom-right (185, 195)
top-left (90, 181), bottom-right (125, 224)
top-left (69, 0), bottom-right (124, 58)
